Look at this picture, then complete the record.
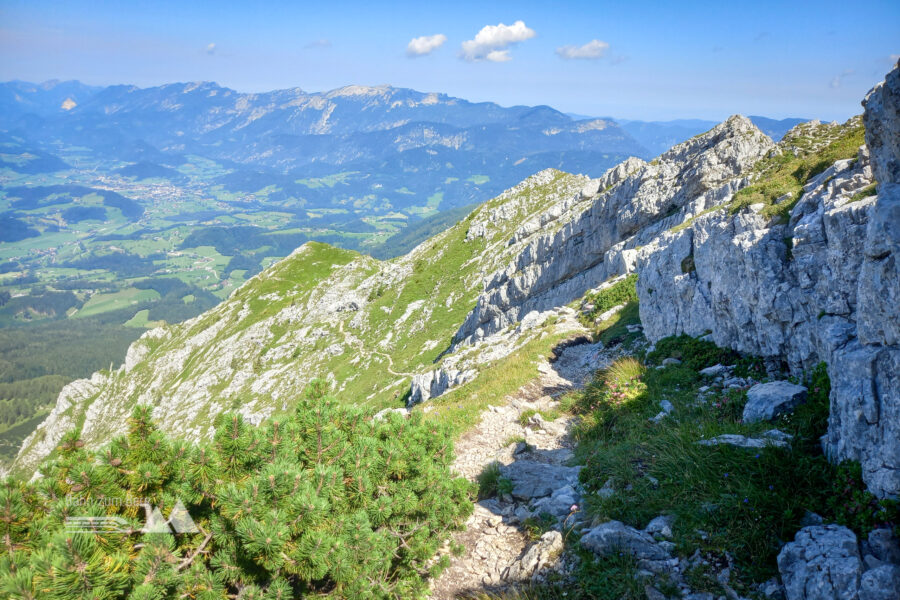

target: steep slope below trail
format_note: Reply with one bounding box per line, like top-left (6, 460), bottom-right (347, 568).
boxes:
top-left (8, 171), bottom-right (591, 475)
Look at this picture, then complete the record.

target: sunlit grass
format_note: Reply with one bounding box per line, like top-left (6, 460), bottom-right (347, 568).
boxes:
top-left (569, 338), bottom-right (897, 590)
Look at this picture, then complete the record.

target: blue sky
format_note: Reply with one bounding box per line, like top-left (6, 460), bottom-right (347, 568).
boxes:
top-left (1, 0), bottom-right (898, 121)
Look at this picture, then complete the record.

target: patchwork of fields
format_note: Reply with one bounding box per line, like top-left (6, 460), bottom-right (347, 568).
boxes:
top-left (0, 149), bottom-right (492, 462)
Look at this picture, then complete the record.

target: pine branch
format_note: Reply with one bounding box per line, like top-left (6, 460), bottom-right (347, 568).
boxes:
top-left (176, 529), bottom-right (213, 572)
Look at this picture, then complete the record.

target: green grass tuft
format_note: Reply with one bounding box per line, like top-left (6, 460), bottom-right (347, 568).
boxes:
top-left (645, 334), bottom-right (741, 371)
top-left (849, 182), bottom-right (877, 202)
top-left (477, 461), bottom-right (503, 499)
top-left (596, 302), bottom-right (641, 347)
top-left (580, 275), bottom-right (638, 326)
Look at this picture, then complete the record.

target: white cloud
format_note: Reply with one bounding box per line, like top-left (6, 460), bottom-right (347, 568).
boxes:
top-left (305, 39), bottom-right (332, 49)
top-left (830, 69), bottom-right (854, 89)
top-left (556, 39), bottom-right (609, 60)
top-left (205, 43), bottom-right (216, 55)
top-left (460, 20), bottom-right (536, 62)
top-left (406, 33), bottom-right (447, 57)
top-left (891, 54), bottom-right (900, 64)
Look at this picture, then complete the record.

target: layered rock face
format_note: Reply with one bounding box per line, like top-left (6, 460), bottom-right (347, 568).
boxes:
top-left (451, 116), bottom-right (774, 349)
top-left (637, 64), bottom-right (900, 497)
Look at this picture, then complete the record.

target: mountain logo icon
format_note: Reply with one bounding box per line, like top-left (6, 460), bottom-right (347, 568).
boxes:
top-left (141, 500), bottom-right (200, 534)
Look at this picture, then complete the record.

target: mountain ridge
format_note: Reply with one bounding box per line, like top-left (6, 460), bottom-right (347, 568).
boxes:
top-left (6, 112), bottom-right (774, 476)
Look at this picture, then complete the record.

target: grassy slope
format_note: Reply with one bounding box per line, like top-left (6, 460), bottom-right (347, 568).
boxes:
top-left (554, 340), bottom-right (894, 599)
top-left (14, 171), bottom-right (589, 469)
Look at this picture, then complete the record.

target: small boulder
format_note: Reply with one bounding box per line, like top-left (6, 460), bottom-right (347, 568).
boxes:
top-left (644, 586), bottom-right (667, 600)
top-left (763, 429), bottom-right (795, 443)
top-left (777, 525), bottom-right (862, 600)
top-left (649, 399), bottom-right (675, 424)
top-left (581, 180), bottom-right (603, 198)
top-left (743, 381), bottom-right (808, 423)
top-left (868, 528), bottom-right (900, 565)
top-left (723, 376), bottom-right (745, 388)
top-left (597, 477), bottom-right (616, 499)
top-left (645, 515), bottom-right (675, 539)
top-left (859, 564), bottom-right (900, 600)
top-left (697, 434), bottom-right (788, 449)
top-left (699, 364), bottom-right (727, 377)
top-left (373, 407), bottom-right (409, 421)
top-left (581, 520), bottom-right (670, 561)
top-left (800, 511), bottom-right (825, 527)
top-left (531, 485), bottom-right (580, 518)
top-left (662, 358), bottom-right (682, 366)
top-left (758, 577), bottom-right (786, 600)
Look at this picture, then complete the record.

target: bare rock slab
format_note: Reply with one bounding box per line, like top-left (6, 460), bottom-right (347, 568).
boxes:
top-left (580, 520), bottom-right (670, 561)
top-left (500, 460), bottom-right (581, 500)
top-left (743, 381), bottom-right (808, 423)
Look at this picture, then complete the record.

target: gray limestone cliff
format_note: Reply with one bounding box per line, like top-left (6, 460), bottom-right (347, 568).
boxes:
top-left (451, 115), bottom-right (774, 349)
top-left (636, 63), bottom-right (900, 498)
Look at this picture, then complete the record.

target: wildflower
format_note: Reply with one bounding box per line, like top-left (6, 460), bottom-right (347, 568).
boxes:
top-left (743, 498), bottom-right (749, 503)
top-left (724, 473), bottom-right (729, 478)
top-left (754, 453), bottom-right (760, 459)
top-left (768, 485), bottom-right (774, 490)
top-left (570, 504), bottom-right (578, 512)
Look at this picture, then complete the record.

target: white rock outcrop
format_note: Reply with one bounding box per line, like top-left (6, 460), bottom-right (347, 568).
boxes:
top-left (408, 367), bottom-right (477, 406)
top-left (743, 381), bottom-right (808, 423)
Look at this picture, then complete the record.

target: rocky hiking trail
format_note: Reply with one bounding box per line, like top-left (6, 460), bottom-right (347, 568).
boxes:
top-left (430, 337), bottom-right (619, 599)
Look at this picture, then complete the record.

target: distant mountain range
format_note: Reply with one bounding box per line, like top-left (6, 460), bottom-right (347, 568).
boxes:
top-left (2, 80), bottom-right (808, 193)
top-left (0, 79), bottom-right (648, 207)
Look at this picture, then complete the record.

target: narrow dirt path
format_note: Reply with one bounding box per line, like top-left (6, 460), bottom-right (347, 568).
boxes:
top-left (430, 339), bottom-right (620, 599)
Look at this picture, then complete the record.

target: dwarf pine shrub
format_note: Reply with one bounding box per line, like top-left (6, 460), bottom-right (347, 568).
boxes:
top-left (0, 383), bottom-right (472, 599)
